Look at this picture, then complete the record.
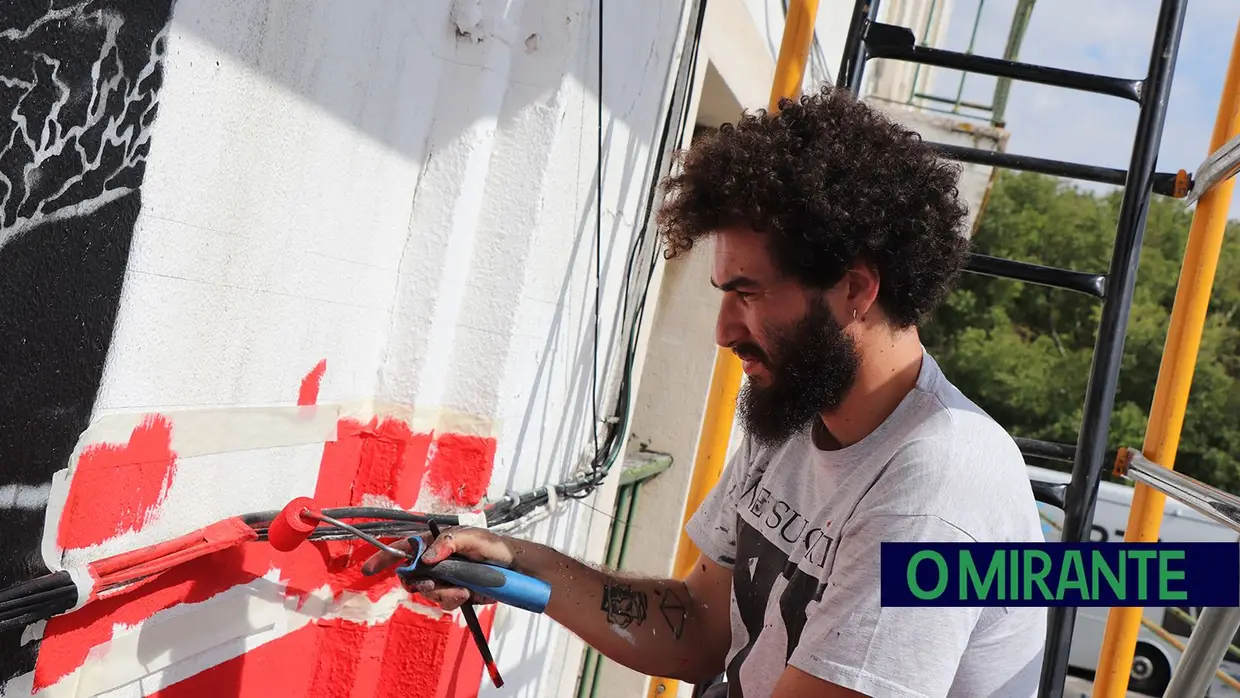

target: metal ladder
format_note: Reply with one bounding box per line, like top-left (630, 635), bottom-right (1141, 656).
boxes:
top-left (834, 1), bottom-right (1192, 696)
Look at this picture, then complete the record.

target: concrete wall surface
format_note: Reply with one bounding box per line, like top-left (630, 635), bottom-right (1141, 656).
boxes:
top-left (0, 0), bottom-right (692, 696)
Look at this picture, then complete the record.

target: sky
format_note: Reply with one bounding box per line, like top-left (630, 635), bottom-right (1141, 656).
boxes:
top-left (927, 0), bottom-right (1240, 219)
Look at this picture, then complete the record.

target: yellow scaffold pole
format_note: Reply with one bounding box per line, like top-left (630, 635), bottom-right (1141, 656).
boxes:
top-left (645, 2), bottom-right (821, 697)
top-left (1092, 15), bottom-right (1240, 697)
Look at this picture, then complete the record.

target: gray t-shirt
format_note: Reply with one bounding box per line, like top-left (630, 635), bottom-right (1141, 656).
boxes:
top-left (686, 350), bottom-right (1047, 698)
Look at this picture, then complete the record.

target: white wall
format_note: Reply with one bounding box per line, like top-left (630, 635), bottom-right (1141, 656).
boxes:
top-left (4, 0), bottom-right (695, 697)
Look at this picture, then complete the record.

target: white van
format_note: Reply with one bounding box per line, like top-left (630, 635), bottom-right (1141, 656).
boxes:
top-left (1028, 464), bottom-right (1240, 696)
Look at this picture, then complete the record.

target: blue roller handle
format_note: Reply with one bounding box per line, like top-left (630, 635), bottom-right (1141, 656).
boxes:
top-left (397, 556), bottom-right (551, 614)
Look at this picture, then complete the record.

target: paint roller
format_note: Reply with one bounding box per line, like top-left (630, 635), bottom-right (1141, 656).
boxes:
top-left (266, 497), bottom-right (552, 614)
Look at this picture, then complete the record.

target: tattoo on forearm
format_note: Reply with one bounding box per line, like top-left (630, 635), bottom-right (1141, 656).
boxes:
top-left (602, 582), bottom-right (647, 629)
top-left (659, 586), bottom-right (688, 639)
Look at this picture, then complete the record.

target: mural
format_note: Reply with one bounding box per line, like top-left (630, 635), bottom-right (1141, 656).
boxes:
top-left (1, 0), bottom-right (177, 684)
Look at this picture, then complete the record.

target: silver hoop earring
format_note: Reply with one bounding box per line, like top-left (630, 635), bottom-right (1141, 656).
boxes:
top-left (852, 308), bottom-right (858, 321)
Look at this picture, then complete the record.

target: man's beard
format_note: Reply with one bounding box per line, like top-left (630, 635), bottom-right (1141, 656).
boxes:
top-left (734, 298), bottom-right (861, 448)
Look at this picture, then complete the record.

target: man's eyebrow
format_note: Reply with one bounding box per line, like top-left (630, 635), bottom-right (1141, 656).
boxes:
top-left (710, 276), bottom-right (760, 292)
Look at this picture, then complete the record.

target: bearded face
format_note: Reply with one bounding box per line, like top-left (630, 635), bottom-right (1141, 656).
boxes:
top-left (732, 296), bottom-right (861, 448)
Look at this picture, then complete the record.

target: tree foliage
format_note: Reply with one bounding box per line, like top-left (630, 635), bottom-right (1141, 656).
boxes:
top-left (922, 170), bottom-right (1240, 492)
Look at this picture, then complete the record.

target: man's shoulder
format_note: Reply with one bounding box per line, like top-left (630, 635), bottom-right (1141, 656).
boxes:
top-left (909, 352), bottom-right (1020, 453)
top-left (865, 354), bottom-right (1042, 541)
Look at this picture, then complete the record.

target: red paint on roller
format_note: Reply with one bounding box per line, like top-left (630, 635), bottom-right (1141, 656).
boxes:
top-left (299, 359), bottom-right (328, 406)
top-left (57, 414), bottom-right (177, 550)
top-left (266, 496), bottom-right (320, 552)
top-left (426, 433), bottom-right (496, 507)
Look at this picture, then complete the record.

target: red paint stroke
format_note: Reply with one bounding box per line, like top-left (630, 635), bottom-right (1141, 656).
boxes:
top-left (426, 434), bottom-right (497, 508)
top-left (57, 414), bottom-right (177, 550)
top-left (304, 619), bottom-right (372, 698)
top-left (149, 606), bottom-right (458, 698)
top-left (299, 359), bottom-right (328, 406)
top-left (315, 418), bottom-right (432, 511)
top-left (38, 409), bottom-right (497, 696)
top-left (436, 606), bottom-right (498, 698)
top-left (374, 606), bottom-right (456, 698)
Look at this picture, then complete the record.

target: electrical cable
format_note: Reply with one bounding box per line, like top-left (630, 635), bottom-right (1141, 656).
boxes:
top-left (0, 0), bottom-right (709, 632)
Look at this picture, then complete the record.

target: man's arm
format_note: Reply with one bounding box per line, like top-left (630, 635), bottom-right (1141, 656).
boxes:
top-left (772, 667), bottom-right (867, 698)
top-left (362, 527), bottom-right (733, 683)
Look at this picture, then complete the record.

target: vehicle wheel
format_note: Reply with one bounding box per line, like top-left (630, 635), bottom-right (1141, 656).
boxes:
top-left (1129, 642), bottom-right (1171, 696)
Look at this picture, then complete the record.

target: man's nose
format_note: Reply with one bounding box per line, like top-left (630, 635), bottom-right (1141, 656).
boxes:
top-left (715, 294), bottom-right (746, 349)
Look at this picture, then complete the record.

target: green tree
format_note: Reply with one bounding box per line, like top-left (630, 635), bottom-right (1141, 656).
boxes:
top-left (922, 170), bottom-right (1240, 492)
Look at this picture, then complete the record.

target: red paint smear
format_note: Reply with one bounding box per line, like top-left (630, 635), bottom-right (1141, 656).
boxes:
top-left (37, 412), bottom-right (490, 696)
top-left (426, 434), bottom-right (497, 507)
top-left (57, 414), bottom-right (177, 550)
top-left (35, 536), bottom-right (396, 691)
top-left (299, 359), bottom-right (328, 406)
top-left (90, 518), bottom-right (258, 599)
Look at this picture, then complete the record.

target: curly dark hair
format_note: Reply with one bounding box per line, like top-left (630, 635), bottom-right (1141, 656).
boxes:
top-left (656, 85), bottom-right (972, 328)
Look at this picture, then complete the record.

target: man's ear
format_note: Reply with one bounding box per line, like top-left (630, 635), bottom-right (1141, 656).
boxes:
top-left (843, 260), bottom-right (880, 320)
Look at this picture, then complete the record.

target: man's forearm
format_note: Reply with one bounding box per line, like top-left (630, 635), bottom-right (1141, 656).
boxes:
top-left (507, 537), bottom-right (720, 681)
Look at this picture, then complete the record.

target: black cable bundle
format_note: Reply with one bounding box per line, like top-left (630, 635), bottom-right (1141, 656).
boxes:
top-left (0, 572), bottom-right (77, 632)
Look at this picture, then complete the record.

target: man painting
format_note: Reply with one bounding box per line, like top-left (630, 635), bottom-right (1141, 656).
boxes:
top-left (366, 86), bottom-right (1046, 698)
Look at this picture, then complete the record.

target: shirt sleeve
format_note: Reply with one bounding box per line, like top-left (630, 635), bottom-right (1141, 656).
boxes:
top-left (788, 511), bottom-right (983, 698)
top-left (683, 434), bottom-right (754, 570)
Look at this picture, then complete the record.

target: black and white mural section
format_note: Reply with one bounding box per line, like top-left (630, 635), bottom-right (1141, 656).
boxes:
top-left (1, 0), bottom-right (176, 684)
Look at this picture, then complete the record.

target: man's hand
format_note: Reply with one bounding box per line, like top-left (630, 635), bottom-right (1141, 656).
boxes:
top-left (361, 526), bottom-right (519, 610)
top-left (361, 525), bottom-right (733, 682)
